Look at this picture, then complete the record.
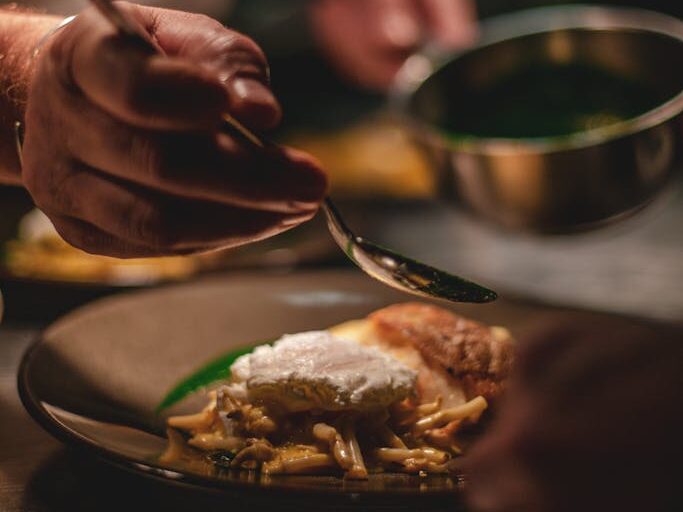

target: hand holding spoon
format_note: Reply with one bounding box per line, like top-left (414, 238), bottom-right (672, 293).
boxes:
top-left (88, 0), bottom-right (497, 303)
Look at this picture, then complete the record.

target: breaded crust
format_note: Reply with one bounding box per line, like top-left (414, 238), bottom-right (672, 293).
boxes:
top-left (368, 303), bottom-right (515, 401)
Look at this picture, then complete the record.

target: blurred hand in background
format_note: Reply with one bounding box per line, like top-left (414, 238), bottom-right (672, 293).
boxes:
top-left (308, 0), bottom-right (478, 90)
top-left (465, 315), bottom-right (683, 512)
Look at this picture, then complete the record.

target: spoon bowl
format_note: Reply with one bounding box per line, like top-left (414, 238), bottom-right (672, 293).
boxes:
top-left (323, 199), bottom-right (496, 303)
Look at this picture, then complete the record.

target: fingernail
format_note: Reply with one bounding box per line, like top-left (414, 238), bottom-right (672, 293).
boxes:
top-left (280, 148), bottom-right (329, 203)
top-left (229, 78), bottom-right (282, 129)
top-left (292, 171), bottom-right (328, 204)
top-left (288, 200), bottom-right (321, 211)
top-left (231, 78), bottom-right (276, 105)
top-left (281, 211), bottom-right (317, 227)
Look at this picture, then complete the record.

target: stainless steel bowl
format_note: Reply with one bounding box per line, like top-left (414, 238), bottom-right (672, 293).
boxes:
top-left (394, 6), bottom-right (683, 232)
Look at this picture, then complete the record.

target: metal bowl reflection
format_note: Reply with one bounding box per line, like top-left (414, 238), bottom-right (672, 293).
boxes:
top-left (395, 6), bottom-right (683, 232)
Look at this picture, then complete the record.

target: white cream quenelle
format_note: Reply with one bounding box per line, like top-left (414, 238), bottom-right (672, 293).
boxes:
top-left (225, 331), bottom-right (417, 412)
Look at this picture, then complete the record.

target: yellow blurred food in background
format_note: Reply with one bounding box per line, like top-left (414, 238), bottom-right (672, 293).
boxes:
top-left (5, 210), bottom-right (198, 285)
top-left (286, 117), bottom-right (436, 199)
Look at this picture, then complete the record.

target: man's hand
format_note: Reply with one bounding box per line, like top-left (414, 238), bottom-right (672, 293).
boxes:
top-left (309, 0), bottom-right (477, 91)
top-left (22, 2), bottom-right (327, 257)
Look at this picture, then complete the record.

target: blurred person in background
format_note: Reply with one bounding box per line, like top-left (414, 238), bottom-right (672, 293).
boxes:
top-left (20, 0), bottom-right (479, 91)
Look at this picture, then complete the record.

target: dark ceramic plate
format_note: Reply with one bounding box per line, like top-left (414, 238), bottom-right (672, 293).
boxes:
top-left (17, 269), bottom-right (662, 509)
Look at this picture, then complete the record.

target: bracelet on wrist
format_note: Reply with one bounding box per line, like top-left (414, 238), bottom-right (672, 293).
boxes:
top-left (14, 15), bottom-right (77, 169)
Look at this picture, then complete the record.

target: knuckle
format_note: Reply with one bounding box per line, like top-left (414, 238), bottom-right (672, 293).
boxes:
top-left (216, 33), bottom-right (269, 78)
top-left (191, 12), bottom-right (225, 32)
top-left (50, 167), bottom-right (82, 214)
top-left (23, 156), bottom-right (75, 213)
top-left (129, 135), bottom-right (166, 179)
top-left (129, 200), bottom-right (179, 249)
top-left (119, 72), bottom-right (150, 114)
top-left (228, 33), bottom-right (263, 57)
top-left (132, 134), bottom-right (205, 183)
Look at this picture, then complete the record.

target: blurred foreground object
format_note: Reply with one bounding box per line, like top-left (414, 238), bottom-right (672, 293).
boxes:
top-left (466, 313), bottom-right (683, 512)
top-left (396, 5), bottom-right (683, 232)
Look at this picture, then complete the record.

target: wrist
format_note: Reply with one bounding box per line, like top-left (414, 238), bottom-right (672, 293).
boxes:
top-left (0, 10), bottom-right (63, 185)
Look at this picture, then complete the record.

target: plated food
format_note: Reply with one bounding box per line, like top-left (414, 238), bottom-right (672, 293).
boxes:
top-left (2, 209), bottom-right (334, 286)
top-left (4, 209), bottom-right (198, 284)
top-left (163, 303), bottom-right (514, 479)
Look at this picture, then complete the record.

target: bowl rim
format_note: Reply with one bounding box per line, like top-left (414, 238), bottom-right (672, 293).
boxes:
top-left (392, 4), bottom-right (683, 155)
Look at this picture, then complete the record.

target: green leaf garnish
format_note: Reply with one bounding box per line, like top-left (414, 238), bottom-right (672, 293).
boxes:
top-left (155, 344), bottom-right (260, 413)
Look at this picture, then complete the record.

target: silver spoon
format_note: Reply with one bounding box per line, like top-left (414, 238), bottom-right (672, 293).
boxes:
top-left (89, 0), bottom-right (497, 303)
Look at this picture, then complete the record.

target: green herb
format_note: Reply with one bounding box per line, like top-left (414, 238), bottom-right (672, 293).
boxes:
top-left (155, 344), bottom-right (261, 413)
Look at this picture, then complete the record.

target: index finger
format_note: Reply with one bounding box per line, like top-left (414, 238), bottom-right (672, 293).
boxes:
top-left (52, 5), bottom-right (229, 131)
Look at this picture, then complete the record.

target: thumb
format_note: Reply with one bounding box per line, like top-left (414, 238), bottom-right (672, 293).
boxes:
top-left (224, 75), bottom-right (282, 131)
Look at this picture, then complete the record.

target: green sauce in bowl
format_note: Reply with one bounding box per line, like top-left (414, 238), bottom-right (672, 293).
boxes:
top-left (441, 63), bottom-right (667, 140)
